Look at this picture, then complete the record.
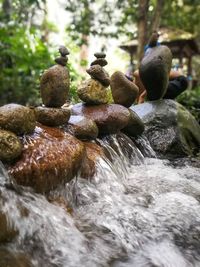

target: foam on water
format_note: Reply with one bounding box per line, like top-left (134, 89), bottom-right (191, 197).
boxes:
top-left (0, 134), bottom-right (200, 266)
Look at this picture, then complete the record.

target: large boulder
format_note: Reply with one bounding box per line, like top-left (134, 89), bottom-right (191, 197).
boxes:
top-left (77, 79), bottom-right (108, 105)
top-left (131, 99), bottom-right (200, 158)
top-left (34, 106), bottom-right (71, 127)
top-left (71, 103), bottom-right (130, 135)
top-left (8, 124), bottom-right (84, 193)
top-left (63, 115), bottom-right (98, 140)
top-left (0, 104), bottom-right (36, 135)
top-left (139, 45), bottom-right (172, 100)
top-left (40, 64), bottom-right (70, 107)
top-left (0, 130), bottom-right (22, 162)
top-left (122, 109), bottom-right (145, 137)
top-left (110, 71), bottom-right (139, 107)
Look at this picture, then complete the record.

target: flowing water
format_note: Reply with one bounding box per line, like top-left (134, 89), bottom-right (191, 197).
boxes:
top-left (0, 134), bottom-right (200, 267)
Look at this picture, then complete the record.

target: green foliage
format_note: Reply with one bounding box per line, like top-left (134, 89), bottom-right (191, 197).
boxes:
top-left (0, 0), bottom-right (53, 106)
top-left (177, 86), bottom-right (200, 123)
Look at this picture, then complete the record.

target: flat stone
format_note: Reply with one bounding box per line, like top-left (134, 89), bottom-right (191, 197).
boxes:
top-left (71, 103), bottom-right (130, 135)
top-left (0, 104), bottom-right (36, 135)
top-left (86, 65), bottom-right (110, 87)
top-left (35, 106), bottom-right (71, 127)
top-left (94, 52), bottom-right (106, 58)
top-left (78, 79), bottom-right (108, 105)
top-left (91, 58), bottom-right (108, 67)
top-left (0, 129), bottom-right (22, 162)
top-left (64, 115), bottom-right (98, 140)
top-left (40, 65), bottom-right (70, 108)
top-left (8, 125), bottom-right (85, 193)
top-left (110, 71), bottom-right (139, 107)
top-left (55, 56), bottom-right (68, 66)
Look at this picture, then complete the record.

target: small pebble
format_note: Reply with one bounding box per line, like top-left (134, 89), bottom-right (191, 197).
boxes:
top-left (91, 58), bottom-right (108, 67)
top-left (55, 56), bottom-right (68, 66)
top-left (59, 46), bottom-right (70, 56)
top-left (94, 52), bottom-right (106, 58)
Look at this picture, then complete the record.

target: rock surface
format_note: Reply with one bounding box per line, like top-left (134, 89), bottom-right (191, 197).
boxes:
top-left (64, 115), bottom-right (98, 140)
top-left (131, 99), bottom-right (200, 157)
top-left (0, 130), bottom-right (22, 162)
top-left (123, 109), bottom-right (145, 137)
top-left (0, 211), bottom-right (18, 243)
top-left (139, 45), bottom-right (172, 100)
top-left (8, 125), bottom-right (84, 193)
top-left (0, 249), bottom-right (32, 267)
top-left (0, 104), bottom-right (36, 135)
top-left (110, 71), bottom-right (139, 107)
top-left (81, 142), bottom-right (104, 178)
top-left (35, 106), bottom-right (71, 127)
top-left (78, 79), bottom-right (108, 105)
top-left (40, 65), bottom-right (70, 107)
top-left (71, 103), bottom-right (130, 135)
top-left (86, 65), bottom-right (110, 87)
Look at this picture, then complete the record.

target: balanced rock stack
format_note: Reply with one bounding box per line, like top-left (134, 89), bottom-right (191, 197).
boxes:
top-left (35, 45), bottom-right (71, 127)
top-left (77, 52), bottom-right (110, 105)
top-left (72, 52), bottom-right (144, 137)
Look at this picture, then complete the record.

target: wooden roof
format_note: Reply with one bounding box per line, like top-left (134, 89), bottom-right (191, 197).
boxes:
top-left (120, 28), bottom-right (200, 58)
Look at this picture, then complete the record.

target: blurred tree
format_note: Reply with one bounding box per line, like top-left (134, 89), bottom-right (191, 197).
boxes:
top-left (0, 0), bottom-right (53, 105)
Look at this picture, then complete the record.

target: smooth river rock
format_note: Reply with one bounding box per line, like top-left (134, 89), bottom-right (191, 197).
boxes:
top-left (86, 65), bottom-right (110, 87)
top-left (35, 106), bottom-right (71, 127)
top-left (8, 125), bottom-right (84, 193)
top-left (122, 109), bottom-right (145, 137)
top-left (63, 115), bottom-right (98, 140)
top-left (0, 104), bottom-right (36, 135)
top-left (139, 45), bottom-right (172, 100)
top-left (71, 103), bottom-right (130, 135)
top-left (0, 129), bottom-right (22, 162)
top-left (131, 99), bottom-right (200, 158)
top-left (40, 64), bottom-right (70, 107)
top-left (78, 79), bottom-right (108, 105)
top-left (110, 71), bottom-right (139, 107)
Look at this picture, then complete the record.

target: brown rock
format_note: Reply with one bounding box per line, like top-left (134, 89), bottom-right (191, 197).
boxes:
top-left (91, 58), bottom-right (108, 67)
top-left (64, 115), bottom-right (98, 140)
top-left (8, 124), bottom-right (84, 193)
top-left (122, 109), bottom-right (145, 137)
top-left (77, 79), bottom-right (108, 105)
top-left (35, 106), bottom-right (71, 127)
top-left (71, 103), bottom-right (130, 135)
top-left (40, 64), bottom-right (70, 107)
top-left (55, 56), bottom-right (68, 66)
top-left (110, 71), bottom-right (139, 107)
top-left (0, 104), bottom-right (36, 135)
top-left (0, 249), bottom-right (32, 267)
top-left (81, 142), bottom-right (104, 178)
top-left (139, 45), bottom-right (172, 100)
top-left (0, 129), bottom-right (22, 162)
top-left (86, 65), bottom-right (110, 87)
top-left (59, 45), bottom-right (70, 56)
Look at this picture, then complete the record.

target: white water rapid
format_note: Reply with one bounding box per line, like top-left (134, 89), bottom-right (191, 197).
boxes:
top-left (0, 133), bottom-right (200, 267)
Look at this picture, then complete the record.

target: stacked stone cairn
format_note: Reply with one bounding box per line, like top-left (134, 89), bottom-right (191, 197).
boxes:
top-left (35, 45), bottom-right (71, 127)
top-left (77, 52), bottom-right (110, 105)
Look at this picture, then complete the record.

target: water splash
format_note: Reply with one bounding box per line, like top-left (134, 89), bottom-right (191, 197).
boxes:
top-left (0, 136), bottom-right (200, 266)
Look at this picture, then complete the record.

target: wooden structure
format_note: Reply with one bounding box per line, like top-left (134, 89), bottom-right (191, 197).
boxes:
top-left (120, 28), bottom-right (200, 77)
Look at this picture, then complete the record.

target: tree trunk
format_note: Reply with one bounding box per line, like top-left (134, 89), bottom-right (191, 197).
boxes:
top-left (136, 0), bottom-right (150, 64)
top-left (150, 0), bottom-right (164, 33)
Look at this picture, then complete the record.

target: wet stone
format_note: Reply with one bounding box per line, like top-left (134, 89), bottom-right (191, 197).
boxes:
top-left (35, 106), bottom-right (71, 127)
top-left (122, 109), bottom-right (145, 137)
top-left (64, 115), bottom-right (98, 140)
